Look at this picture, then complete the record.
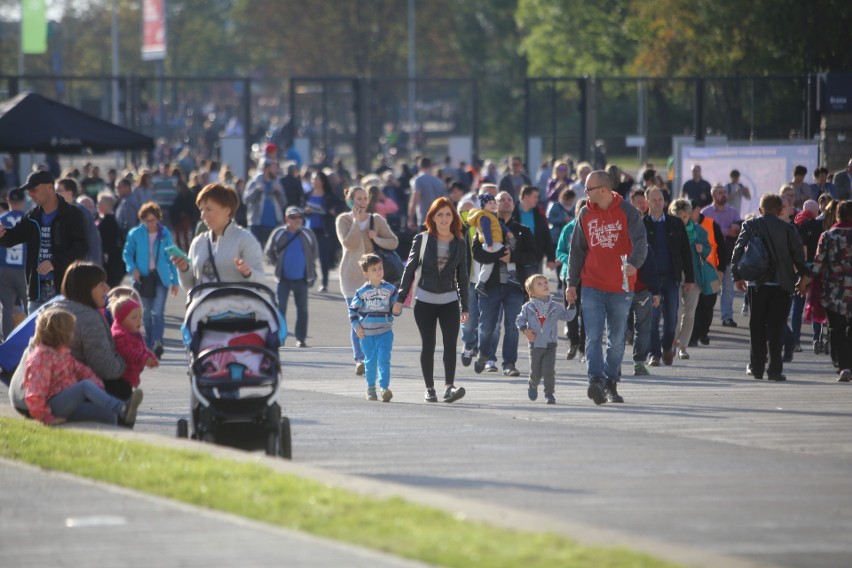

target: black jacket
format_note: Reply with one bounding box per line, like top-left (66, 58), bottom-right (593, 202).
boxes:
top-left (731, 215), bottom-right (808, 293)
top-left (397, 232), bottom-right (469, 312)
top-left (280, 174), bottom-right (304, 209)
top-left (512, 205), bottom-right (555, 263)
top-left (643, 214), bottom-right (695, 283)
top-left (0, 197), bottom-right (89, 302)
top-left (472, 217), bottom-right (538, 291)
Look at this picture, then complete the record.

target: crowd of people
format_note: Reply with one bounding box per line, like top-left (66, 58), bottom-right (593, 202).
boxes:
top-left (1, 149), bottom-right (851, 426)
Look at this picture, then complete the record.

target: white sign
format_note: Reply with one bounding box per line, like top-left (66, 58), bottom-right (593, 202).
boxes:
top-left (678, 143), bottom-right (819, 218)
top-left (625, 135), bottom-right (646, 148)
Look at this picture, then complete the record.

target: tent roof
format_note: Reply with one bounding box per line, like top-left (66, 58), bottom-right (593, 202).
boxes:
top-left (0, 92), bottom-right (154, 153)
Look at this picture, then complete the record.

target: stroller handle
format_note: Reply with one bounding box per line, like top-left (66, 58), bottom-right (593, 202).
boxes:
top-left (186, 281), bottom-right (276, 304)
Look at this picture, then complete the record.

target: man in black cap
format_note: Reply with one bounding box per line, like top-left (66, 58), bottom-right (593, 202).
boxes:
top-left (0, 170), bottom-right (89, 311)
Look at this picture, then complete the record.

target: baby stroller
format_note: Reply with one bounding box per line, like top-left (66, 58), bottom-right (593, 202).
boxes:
top-left (179, 282), bottom-right (291, 459)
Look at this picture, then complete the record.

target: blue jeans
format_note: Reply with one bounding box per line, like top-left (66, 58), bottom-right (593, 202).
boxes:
top-left (345, 296), bottom-right (365, 362)
top-left (315, 232), bottom-right (332, 288)
top-left (277, 278), bottom-right (308, 342)
top-left (582, 287), bottom-right (633, 382)
top-left (477, 284), bottom-right (524, 365)
top-left (631, 289), bottom-right (653, 362)
top-left (461, 284), bottom-right (479, 350)
top-left (141, 283), bottom-right (168, 348)
top-left (719, 265), bottom-right (734, 321)
top-left (361, 330), bottom-right (393, 389)
top-left (650, 275), bottom-right (680, 357)
top-left (48, 379), bottom-right (123, 425)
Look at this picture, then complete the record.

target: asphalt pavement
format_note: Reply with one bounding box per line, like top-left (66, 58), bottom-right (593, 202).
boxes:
top-left (2, 265), bottom-right (851, 568)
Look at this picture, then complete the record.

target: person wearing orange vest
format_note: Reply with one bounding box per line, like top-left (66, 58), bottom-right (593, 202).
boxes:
top-left (689, 206), bottom-right (726, 347)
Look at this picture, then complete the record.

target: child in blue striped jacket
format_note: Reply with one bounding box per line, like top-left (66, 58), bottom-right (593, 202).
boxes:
top-left (349, 254), bottom-right (399, 402)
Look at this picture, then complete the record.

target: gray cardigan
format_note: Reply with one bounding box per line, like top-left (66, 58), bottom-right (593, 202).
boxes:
top-left (178, 222), bottom-right (266, 290)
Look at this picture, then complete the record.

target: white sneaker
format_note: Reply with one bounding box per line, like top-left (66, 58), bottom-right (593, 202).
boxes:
top-left (484, 360), bottom-right (498, 373)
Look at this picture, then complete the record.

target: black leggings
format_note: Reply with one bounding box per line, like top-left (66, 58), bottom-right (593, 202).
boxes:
top-left (413, 300), bottom-right (460, 389)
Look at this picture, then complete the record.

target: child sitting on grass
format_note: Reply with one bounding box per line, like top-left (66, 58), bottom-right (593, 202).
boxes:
top-left (23, 307), bottom-right (143, 427)
top-left (110, 297), bottom-right (159, 393)
top-left (467, 193), bottom-right (520, 296)
top-left (349, 254), bottom-right (398, 402)
top-left (516, 274), bottom-right (576, 404)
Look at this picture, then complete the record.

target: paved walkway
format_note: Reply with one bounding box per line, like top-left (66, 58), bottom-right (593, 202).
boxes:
top-left (2, 265), bottom-right (851, 568)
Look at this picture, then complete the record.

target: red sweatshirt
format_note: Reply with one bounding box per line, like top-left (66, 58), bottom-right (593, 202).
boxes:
top-left (111, 321), bottom-right (156, 389)
top-left (567, 191), bottom-right (648, 293)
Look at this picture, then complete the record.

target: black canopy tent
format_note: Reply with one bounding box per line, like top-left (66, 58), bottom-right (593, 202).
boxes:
top-left (0, 92), bottom-right (153, 153)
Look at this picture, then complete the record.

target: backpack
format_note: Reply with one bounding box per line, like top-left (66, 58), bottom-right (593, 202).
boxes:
top-left (736, 219), bottom-right (774, 282)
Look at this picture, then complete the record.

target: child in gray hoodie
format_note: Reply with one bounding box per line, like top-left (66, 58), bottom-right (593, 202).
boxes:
top-left (516, 274), bottom-right (576, 404)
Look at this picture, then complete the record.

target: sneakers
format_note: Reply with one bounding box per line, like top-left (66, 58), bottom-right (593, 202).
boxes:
top-left (355, 360), bottom-right (365, 375)
top-left (528, 386), bottom-right (538, 401)
top-left (366, 387), bottom-right (378, 401)
top-left (767, 373), bottom-right (787, 382)
top-left (721, 319), bottom-right (737, 327)
top-left (587, 377), bottom-right (607, 405)
top-left (544, 394), bottom-right (556, 405)
top-left (746, 364), bottom-right (764, 380)
top-left (565, 344), bottom-right (579, 360)
top-left (424, 388), bottom-right (438, 402)
top-left (838, 369), bottom-right (851, 383)
top-left (662, 350), bottom-right (674, 366)
top-left (461, 347), bottom-right (477, 367)
top-left (153, 342), bottom-right (164, 359)
top-left (605, 380), bottom-right (624, 403)
top-left (121, 389), bottom-right (144, 428)
top-left (648, 355), bottom-right (661, 367)
top-left (502, 363), bottom-right (520, 377)
top-left (741, 304), bottom-right (749, 316)
top-left (484, 360), bottom-right (498, 373)
top-left (633, 361), bottom-right (650, 376)
top-left (677, 349), bottom-right (690, 360)
top-left (699, 336), bottom-right (710, 346)
top-left (794, 343), bottom-right (802, 353)
top-left (813, 340), bottom-right (823, 354)
top-left (295, 340), bottom-right (308, 348)
top-left (443, 385), bottom-right (466, 403)
top-left (473, 355), bottom-right (487, 374)
top-left (474, 282), bottom-right (489, 297)
top-left (381, 388), bottom-right (393, 402)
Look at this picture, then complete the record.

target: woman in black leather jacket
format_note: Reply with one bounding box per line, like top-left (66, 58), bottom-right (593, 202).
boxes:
top-left (394, 197), bottom-right (469, 404)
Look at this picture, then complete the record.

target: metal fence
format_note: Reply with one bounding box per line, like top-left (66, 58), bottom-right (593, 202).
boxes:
top-left (525, 75), bottom-right (817, 167)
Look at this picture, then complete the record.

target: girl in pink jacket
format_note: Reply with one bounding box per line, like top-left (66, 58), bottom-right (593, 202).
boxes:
top-left (110, 298), bottom-right (159, 390)
top-left (23, 307), bottom-right (142, 427)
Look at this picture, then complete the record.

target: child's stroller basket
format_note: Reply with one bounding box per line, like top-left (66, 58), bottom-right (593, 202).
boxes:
top-left (178, 282), bottom-right (291, 459)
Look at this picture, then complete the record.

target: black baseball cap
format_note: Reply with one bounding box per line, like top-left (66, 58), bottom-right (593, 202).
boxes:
top-left (7, 188), bottom-right (24, 202)
top-left (17, 170), bottom-right (55, 191)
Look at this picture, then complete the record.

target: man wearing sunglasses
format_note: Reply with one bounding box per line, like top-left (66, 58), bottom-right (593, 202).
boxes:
top-left (566, 171), bottom-right (647, 405)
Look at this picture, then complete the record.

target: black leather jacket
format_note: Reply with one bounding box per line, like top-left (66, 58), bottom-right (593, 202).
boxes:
top-left (397, 231), bottom-right (469, 312)
top-left (731, 214), bottom-right (807, 293)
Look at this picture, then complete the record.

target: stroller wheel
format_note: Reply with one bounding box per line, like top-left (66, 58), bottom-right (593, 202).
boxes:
top-left (279, 417), bottom-right (292, 460)
top-left (176, 419), bottom-right (189, 439)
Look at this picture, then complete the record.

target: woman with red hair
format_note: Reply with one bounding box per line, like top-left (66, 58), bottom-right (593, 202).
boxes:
top-left (394, 197), bottom-right (469, 403)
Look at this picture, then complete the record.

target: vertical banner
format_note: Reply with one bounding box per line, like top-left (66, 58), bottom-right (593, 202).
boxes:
top-left (142, 0), bottom-right (167, 61)
top-left (21, 0), bottom-right (47, 54)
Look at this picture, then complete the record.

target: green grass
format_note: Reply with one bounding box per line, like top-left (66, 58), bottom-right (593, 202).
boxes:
top-left (0, 417), bottom-right (677, 568)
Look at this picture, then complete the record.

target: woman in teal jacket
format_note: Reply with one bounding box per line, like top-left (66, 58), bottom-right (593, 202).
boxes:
top-left (670, 199), bottom-right (711, 359)
top-left (122, 201), bottom-right (179, 357)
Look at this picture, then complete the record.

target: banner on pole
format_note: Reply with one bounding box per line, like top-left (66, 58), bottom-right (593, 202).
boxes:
top-left (21, 0), bottom-right (47, 54)
top-left (142, 0), bottom-right (167, 61)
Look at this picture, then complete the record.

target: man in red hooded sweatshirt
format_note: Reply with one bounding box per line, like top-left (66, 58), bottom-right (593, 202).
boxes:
top-left (566, 171), bottom-right (647, 405)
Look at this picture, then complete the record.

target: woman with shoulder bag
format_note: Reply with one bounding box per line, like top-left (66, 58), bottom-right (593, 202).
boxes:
top-left (393, 197), bottom-right (469, 404)
top-left (336, 185), bottom-right (399, 375)
top-left (122, 202), bottom-right (179, 358)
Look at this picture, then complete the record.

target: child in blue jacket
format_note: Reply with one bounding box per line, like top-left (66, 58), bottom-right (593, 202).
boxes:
top-left (349, 254), bottom-right (399, 402)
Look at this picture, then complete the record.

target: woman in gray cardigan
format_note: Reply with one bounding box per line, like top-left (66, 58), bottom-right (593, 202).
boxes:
top-left (172, 184), bottom-right (265, 289)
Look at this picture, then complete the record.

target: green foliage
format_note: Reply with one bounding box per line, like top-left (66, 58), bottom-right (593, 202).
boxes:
top-left (0, 417), bottom-right (678, 568)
